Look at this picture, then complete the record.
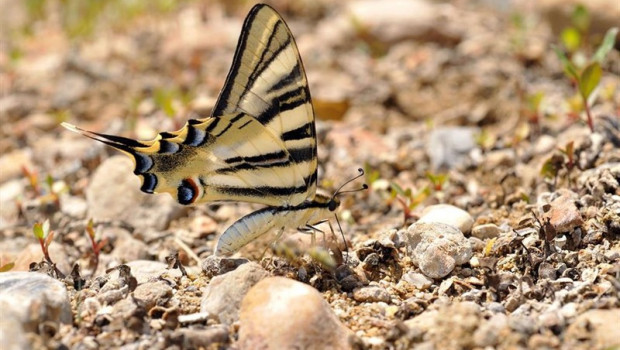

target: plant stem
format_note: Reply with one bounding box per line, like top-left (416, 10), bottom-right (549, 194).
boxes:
top-left (583, 95), bottom-right (594, 132)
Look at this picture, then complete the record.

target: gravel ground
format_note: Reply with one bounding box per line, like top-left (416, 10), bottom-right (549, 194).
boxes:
top-left (1, 1), bottom-right (619, 349)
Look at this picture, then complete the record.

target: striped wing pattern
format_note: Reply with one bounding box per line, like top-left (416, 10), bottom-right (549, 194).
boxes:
top-left (213, 4), bottom-right (318, 202)
top-left (62, 4), bottom-right (317, 208)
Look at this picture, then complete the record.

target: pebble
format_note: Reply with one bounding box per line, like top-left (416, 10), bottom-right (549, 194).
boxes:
top-left (404, 302), bottom-right (481, 348)
top-left (406, 222), bottom-right (473, 279)
top-left (533, 134), bottom-right (557, 155)
top-left (418, 204), bottom-right (474, 233)
top-left (86, 156), bottom-right (185, 231)
top-left (200, 262), bottom-right (269, 325)
top-left (473, 313), bottom-right (508, 347)
top-left (483, 149), bottom-right (516, 170)
top-left (172, 325), bottom-right (229, 348)
top-left (0, 149), bottom-right (34, 183)
top-left (470, 223), bottom-right (502, 239)
top-left (111, 232), bottom-right (149, 263)
top-left (543, 193), bottom-right (584, 233)
top-left (125, 260), bottom-right (184, 284)
top-left (239, 277), bottom-right (357, 350)
top-left (0, 272), bottom-right (72, 350)
top-left (352, 285), bottom-right (391, 303)
top-left (347, 0), bottom-right (459, 44)
top-left (564, 309), bottom-right (620, 349)
top-left (132, 280), bottom-right (173, 310)
top-left (402, 272), bottom-right (434, 290)
top-left (425, 127), bottom-right (479, 170)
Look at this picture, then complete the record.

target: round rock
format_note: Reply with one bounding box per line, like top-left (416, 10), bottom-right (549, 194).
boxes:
top-left (418, 204), bottom-right (474, 234)
top-left (0, 272), bottom-right (72, 349)
top-left (470, 223), bottom-right (502, 240)
top-left (200, 262), bottom-right (269, 325)
top-left (239, 277), bottom-right (357, 350)
top-left (406, 222), bottom-right (473, 279)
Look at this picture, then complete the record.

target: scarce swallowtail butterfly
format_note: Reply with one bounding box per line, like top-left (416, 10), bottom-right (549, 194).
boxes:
top-left (62, 4), bottom-right (358, 256)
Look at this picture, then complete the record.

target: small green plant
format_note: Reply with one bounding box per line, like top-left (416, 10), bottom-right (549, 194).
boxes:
top-left (20, 167), bottom-right (66, 211)
top-left (560, 4), bottom-right (590, 54)
top-left (540, 141), bottom-right (577, 189)
top-left (426, 172), bottom-right (449, 192)
top-left (525, 91), bottom-right (545, 126)
top-left (85, 219), bottom-right (107, 276)
top-left (32, 220), bottom-right (65, 278)
top-left (390, 183), bottom-right (430, 224)
top-left (555, 26), bottom-right (619, 132)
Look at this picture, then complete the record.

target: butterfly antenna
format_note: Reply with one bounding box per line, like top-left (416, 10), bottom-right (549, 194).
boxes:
top-left (332, 168), bottom-right (368, 199)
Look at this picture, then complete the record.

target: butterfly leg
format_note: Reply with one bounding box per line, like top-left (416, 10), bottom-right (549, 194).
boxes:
top-left (299, 220), bottom-right (329, 249)
top-left (260, 228), bottom-right (286, 260)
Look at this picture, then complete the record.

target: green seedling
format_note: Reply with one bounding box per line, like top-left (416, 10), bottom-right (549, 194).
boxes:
top-left (555, 27), bottom-right (619, 132)
top-left (541, 141), bottom-right (577, 189)
top-left (426, 172), bottom-right (448, 192)
top-left (85, 219), bottom-right (107, 276)
top-left (560, 5), bottom-right (590, 54)
top-left (390, 183), bottom-right (430, 224)
top-left (525, 91), bottom-right (545, 126)
top-left (32, 220), bottom-right (64, 278)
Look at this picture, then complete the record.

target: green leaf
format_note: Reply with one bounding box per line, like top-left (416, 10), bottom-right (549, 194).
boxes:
top-left (571, 4), bottom-right (590, 33)
top-left (579, 62), bottom-right (602, 100)
top-left (391, 182), bottom-right (406, 197)
top-left (553, 46), bottom-right (579, 81)
top-left (33, 222), bottom-right (44, 239)
top-left (593, 27), bottom-right (619, 63)
top-left (561, 27), bottom-right (581, 52)
top-left (541, 158), bottom-right (558, 179)
top-left (527, 91), bottom-right (545, 112)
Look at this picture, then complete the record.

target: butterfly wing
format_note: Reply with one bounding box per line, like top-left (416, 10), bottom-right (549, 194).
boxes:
top-left (62, 4), bottom-right (317, 207)
top-left (212, 4), bottom-right (318, 203)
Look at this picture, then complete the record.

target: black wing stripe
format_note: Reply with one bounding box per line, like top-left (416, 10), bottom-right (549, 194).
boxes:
top-left (282, 122), bottom-right (313, 141)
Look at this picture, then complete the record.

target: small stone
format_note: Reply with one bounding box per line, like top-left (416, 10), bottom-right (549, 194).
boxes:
top-left (352, 285), bottom-right (391, 303)
top-left (418, 204), bottom-right (473, 233)
top-left (172, 326), bottom-right (229, 348)
top-left (533, 135), bottom-right (557, 155)
top-left (60, 196), bottom-right (88, 218)
top-left (406, 222), bottom-right (473, 279)
top-left (473, 313), bottom-right (508, 347)
top-left (125, 260), bottom-right (184, 284)
top-left (483, 149), bottom-right (516, 170)
top-left (239, 277), bottom-right (357, 350)
top-left (200, 262), bottom-right (269, 325)
top-left (543, 193), bottom-right (584, 233)
top-left (425, 127), bottom-right (479, 170)
top-left (470, 223), bottom-right (502, 239)
top-left (347, 0), bottom-right (460, 44)
top-left (564, 309), bottom-right (620, 349)
top-left (0, 149), bottom-right (34, 183)
top-left (402, 272), bottom-right (434, 290)
top-left (201, 255), bottom-right (249, 278)
top-left (133, 281), bottom-right (173, 310)
top-left (111, 234), bottom-right (149, 263)
top-left (0, 272), bottom-right (72, 349)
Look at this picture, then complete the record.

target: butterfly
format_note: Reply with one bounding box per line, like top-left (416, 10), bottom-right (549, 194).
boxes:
top-left (62, 4), bottom-right (360, 256)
